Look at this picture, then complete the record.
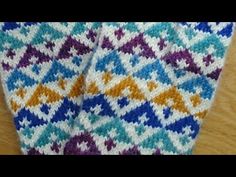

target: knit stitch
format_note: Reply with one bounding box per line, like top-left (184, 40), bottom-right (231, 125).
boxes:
top-left (64, 22), bottom-right (235, 155)
top-left (0, 22), bottom-right (234, 155)
top-left (0, 22), bottom-right (101, 154)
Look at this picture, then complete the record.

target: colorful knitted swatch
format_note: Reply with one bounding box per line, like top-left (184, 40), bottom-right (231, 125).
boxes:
top-left (0, 22), bottom-right (101, 154)
top-left (64, 22), bottom-right (235, 155)
top-left (0, 22), bottom-right (235, 155)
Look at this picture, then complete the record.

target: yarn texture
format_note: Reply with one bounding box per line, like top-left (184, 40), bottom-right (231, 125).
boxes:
top-left (0, 22), bottom-right (235, 155)
top-left (0, 22), bottom-right (101, 154)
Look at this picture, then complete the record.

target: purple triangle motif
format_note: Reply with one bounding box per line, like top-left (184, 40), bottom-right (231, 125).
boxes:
top-left (161, 49), bottom-right (202, 74)
top-left (207, 68), bottom-right (222, 80)
top-left (120, 146), bottom-right (141, 155)
top-left (118, 33), bottom-right (156, 59)
top-left (1, 62), bottom-right (13, 71)
top-left (57, 36), bottom-right (92, 59)
top-left (101, 36), bottom-right (114, 50)
top-left (64, 132), bottom-right (101, 155)
top-left (17, 45), bottom-right (52, 68)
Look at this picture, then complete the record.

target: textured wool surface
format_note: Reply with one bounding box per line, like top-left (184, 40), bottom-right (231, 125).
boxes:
top-left (0, 22), bottom-right (235, 155)
top-left (0, 22), bottom-right (101, 154)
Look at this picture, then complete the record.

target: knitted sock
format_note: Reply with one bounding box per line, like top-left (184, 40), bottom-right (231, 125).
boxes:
top-left (0, 22), bottom-right (101, 154)
top-left (64, 22), bottom-right (235, 155)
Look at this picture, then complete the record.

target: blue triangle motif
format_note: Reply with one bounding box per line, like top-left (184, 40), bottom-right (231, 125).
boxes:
top-left (121, 102), bottom-right (162, 128)
top-left (7, 69), bottom-right (37, 91)
top-left (42, 61), bottom-right (76, 83)
top-left (178, 76), bottom-right (214, 99)
top-left (95, 51), bottom-right (127, 75)
top-left (133, 60), bottom-right (172, 85)
top-left (14, 108), bottom-right (47, 130)
top-left (82, 94), bottom-right (115, 117)
top-left (51, 98), bottom-right (80, 123)
top-left (165, 115), bottom-right (200, 138)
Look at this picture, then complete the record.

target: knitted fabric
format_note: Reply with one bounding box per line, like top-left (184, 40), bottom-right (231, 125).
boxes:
top-left (0, 22), bottom-right (235, 155)
top-left (64, 22), bottom-right (235, 155)
top-left (0, 22), bottom-right (101, 154)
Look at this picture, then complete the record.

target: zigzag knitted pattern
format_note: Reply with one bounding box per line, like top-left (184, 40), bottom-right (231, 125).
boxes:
top-left (64, 22), bottom-right (235, 155)
top-left (0, 22), bottom-right (235, 155)
top-left (0, 22), bottom-right (101, 154)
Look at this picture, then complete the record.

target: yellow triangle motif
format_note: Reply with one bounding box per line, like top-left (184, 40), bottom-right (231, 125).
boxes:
top-left (102, 72), bottom-right (112, 85)
top-left (16, 87), bottom-right (26, 99)
top-left (105, 76), bottom-right (145, 100)
top-left (147, 81), bottom-right (158, 92)
top-left (190, 94), bottom-right (202, 107)
top-left (195, 110), bottom-right (208, 119)
top-left (58, 77), bottom-right (67, 90)
top-left (10, 99), bottom-right (20, 112)
top-left (68, 75), bottom-right (85, 98)
top-left (26, 84), bottom-right (62, 107)
top-left (87, 81), bottom-right (99, 94)
top-left (152, 87), bottom-right (189, 113)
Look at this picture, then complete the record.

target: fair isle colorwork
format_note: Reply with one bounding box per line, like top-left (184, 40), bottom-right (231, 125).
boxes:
top-left (0, 22), bottom-right (234, 155)
top-left (0, 22), bottom-right (101, 154)
top-left (64, 22), bottom-right (235, 155)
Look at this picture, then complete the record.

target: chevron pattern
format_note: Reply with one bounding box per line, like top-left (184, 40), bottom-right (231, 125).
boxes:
top-left (65, 22), bottom-right (235, 155)
top-left (0, 22), bottom-right (234, 155)
top-left (0, 22), bottom-right (101, 154)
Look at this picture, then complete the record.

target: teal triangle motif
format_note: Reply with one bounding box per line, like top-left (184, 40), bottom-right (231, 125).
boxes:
top-left (22, 127), bottom-right (34, 139)
top-left (93, 117), bottom-right (132, 144)
top-left (190, 35), bottom-right (225, 58)
top-left (91, 22), bottom-right (101, 30)
top-left (145, 23), bottom-right (185, 47)
top-left (88, 114), bottom-right (101, 124)
top-left (35, 123), bottom-right (70, 147)
top-left (135, 124), bottom-right (146, 136)
top-left (67, 116), bottom-right (75, 128)
top-left (140, 129), bottom-right (178, 153)
top-left (179, 135), bottom-right (191, 146)
top-left (20, 141), bottom-right (29, 149)
top-left (0, 31), bottom-right (24, 51)
top-left (123, 22), bottom-right (139, 32)
top-left (31, 23), bottom-right (64, 45)
top-left (106, 22), bottom-right (120, 27)
top-left (184, 28), bottom-right (196, 40)
top-left (74, 118), bottom-right (85, 131)
top-left (60, 22), bottom-right (69, 27)
top-left (71, 22), bottom-right (86, 35)
top-left (20, 27), bottom-right (30, 36)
